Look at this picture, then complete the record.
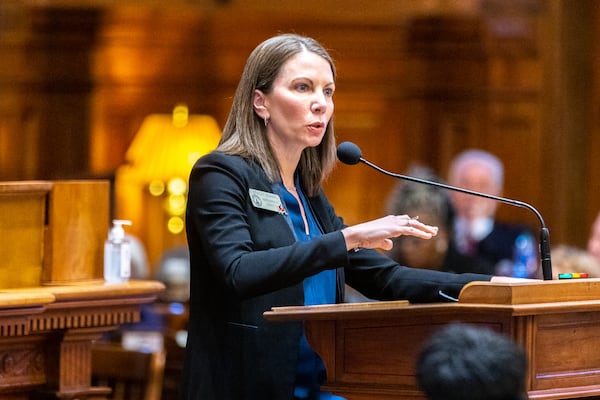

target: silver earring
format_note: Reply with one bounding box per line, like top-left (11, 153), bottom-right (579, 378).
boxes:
top-left (264, 117), bottom-right (269, 127)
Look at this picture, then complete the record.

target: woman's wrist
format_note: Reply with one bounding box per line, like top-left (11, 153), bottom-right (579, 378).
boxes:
top-left (341, 227), bottom-right (359, 251)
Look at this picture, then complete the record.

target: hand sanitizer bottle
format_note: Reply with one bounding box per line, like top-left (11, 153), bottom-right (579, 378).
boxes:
top-left (104, 219), bottom-right (132, 283)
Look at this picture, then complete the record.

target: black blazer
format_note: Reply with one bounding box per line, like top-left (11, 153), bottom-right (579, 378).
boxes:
top-left (182, 152), bottom-right (490, 400)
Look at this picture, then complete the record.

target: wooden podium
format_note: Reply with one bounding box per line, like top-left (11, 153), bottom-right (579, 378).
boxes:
top-left (265, 279), bottom-right (600, 400)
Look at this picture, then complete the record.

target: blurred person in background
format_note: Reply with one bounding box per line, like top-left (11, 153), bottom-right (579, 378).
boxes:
top-left (447, 149), bottom-right (538, 278)
top-left (552, 244), bottom-right (600, 279)
top-left (384, 165), bottom-right (492, 274)
top-left (587, 211), bottom-right (600, 265)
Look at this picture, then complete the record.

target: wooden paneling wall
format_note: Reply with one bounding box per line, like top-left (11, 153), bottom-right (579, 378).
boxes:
top-left (1, 0), bottom-right (599, 267)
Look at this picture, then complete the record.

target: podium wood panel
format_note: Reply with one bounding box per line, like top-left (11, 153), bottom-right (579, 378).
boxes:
top-left (265, 279), bottom-right (600, 400)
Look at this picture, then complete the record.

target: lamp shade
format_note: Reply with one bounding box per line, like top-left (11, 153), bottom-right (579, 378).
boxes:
top-left (120, 105), bottom-right (221, 184)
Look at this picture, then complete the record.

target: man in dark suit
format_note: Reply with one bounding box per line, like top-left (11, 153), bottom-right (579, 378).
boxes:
top-left (447, 149), bottom-right (537, 277)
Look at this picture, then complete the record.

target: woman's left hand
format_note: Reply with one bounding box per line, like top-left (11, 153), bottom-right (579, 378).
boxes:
top-left (341, 215), bottom-right (438, 251)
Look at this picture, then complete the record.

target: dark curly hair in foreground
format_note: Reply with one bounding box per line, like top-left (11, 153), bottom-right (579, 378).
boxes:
top-left (416, 323), bottom-right (528, 400)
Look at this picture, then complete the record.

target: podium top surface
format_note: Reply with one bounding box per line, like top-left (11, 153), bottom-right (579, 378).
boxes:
top-left (458, 278), bottom-right (600, 305)
top-left (264, 279), bottom-right (600, 321)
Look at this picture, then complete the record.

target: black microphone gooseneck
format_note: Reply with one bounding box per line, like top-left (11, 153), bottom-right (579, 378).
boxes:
top-left (336, 141), bottom-right (553, 280)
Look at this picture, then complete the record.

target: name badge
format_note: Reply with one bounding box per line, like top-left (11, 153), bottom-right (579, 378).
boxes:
top-left (249, 188), bottom-right (286, 214)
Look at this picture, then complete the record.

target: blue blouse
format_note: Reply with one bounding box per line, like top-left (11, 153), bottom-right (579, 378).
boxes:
top-left (276, 181), bottom-right (343, 400)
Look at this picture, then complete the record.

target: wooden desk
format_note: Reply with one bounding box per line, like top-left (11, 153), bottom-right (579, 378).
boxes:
top-left (0, 180), bottom-right (165, 398)
top-left (265, 279), bottom-right (600, 400)
top-left (0, 280), bottom-right (164, 400)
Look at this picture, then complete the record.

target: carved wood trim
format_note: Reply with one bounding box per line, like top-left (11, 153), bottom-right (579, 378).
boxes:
top-left (30, 306), bottom-right (140, 333)
top-left (0, 339), bottom-right (45, 391)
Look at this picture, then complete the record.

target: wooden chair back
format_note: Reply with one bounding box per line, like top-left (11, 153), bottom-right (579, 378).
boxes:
top-left (91, 342), bottom-right (166, 400)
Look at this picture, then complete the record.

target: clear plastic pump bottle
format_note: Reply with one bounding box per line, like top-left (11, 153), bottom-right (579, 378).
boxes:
top-left (104, 219), bottom-right (132, 283)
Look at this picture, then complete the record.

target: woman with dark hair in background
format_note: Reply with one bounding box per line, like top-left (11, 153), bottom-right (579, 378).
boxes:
top-left (385, 165), bottom-right (492, 274)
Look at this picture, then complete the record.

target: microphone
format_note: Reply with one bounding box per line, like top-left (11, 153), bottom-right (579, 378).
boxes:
top-left (336, 141), bottom-right (553, 280)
